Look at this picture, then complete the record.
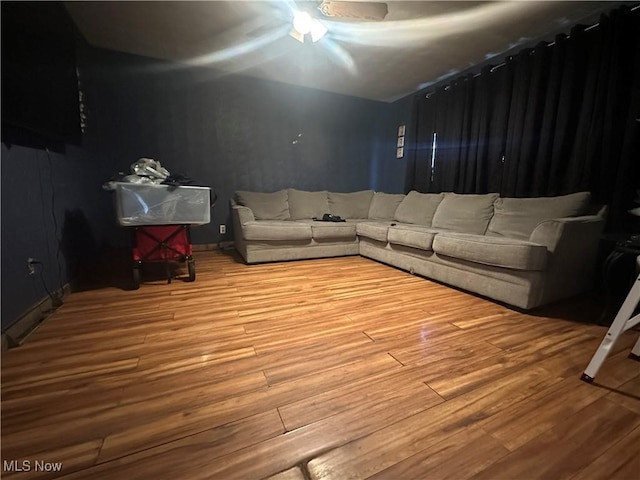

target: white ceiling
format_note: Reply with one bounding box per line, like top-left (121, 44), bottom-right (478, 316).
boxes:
top-left (65, 1), bottom-right (627, 102)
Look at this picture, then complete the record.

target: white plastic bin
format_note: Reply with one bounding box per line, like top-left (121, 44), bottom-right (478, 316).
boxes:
top-left (113, 182), bottom-right (211, 226)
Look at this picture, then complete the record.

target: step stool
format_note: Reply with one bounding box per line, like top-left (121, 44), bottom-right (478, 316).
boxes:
top-left (581, 257), bottom-right (640, 382)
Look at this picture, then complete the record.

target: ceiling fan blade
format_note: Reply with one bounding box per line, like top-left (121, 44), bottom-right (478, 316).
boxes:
top-left (245, 18), bottom-right (287, 38)
top-left (318, 1), bottom-right (388, 21)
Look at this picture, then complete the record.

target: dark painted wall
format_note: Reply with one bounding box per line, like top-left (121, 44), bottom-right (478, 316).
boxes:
top-left (371, 94), bottom-right (414, 194)
top-left (1, 143), bottom-right (111, 330)
top-left (82, 47), bottom-right (393, 245)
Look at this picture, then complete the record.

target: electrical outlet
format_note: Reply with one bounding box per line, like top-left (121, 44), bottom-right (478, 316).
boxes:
top-left (219, 224), bottom-right (226, 235)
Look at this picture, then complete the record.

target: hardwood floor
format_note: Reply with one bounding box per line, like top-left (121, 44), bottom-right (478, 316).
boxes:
top-left (2, 250), bottom-right (639, 479)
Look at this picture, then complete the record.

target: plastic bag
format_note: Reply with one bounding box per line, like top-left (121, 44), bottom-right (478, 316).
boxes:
top-left (131, 158), bottom-right (170, 180)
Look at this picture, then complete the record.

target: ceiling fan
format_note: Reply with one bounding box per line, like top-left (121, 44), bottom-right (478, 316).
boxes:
top-left (317, 1), bottom-right (388, 21)
top-left (290, 1), bottom-right (388, 42)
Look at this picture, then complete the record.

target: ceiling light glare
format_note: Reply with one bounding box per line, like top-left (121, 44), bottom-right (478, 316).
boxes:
top-left (310, 20), bottom-right (328, 42)
top-left (293, 11), bottom-right (313, 35)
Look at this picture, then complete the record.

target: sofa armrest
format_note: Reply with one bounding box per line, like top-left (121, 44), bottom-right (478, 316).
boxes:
top-left (529, 214), bottom-right (605, 251)
top-left (529, 214), bottom-right (606, 304)
top-left (230, 203), bottom-right (255, 262)
top-left (231, 205), bottom-right (255, 225)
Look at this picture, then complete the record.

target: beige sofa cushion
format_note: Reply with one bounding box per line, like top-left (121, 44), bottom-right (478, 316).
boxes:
top-left (356, 222), bottom-right (390, 243)
top-left (487, 192), bottom-right (592, 240)
top-left (242, 221), bottom-right (311, 241)
top-left (387, 224), bottom-right (439, 251)
top-left (394, 191), bottom-right (444, 225)
top-left (433, 232), bottom-right (548, 271)
top-left (368, 192), bottom-right (405, 220)
top-left (288, 189), bottom-right (329, 220)
top-left (296, 220), bottom-right (357, 240)
top-left (236, 190), bottom-right (289, 220)
top-left (432, 192), bottom-right (499, 234)
top-left (329, 190), bottom-right (374, 219)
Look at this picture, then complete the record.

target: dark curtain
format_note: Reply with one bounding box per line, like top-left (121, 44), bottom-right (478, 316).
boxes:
top-left (412, 63), bottom-right (515, 195)
top-left (409, 5), bottom-right (640, 231)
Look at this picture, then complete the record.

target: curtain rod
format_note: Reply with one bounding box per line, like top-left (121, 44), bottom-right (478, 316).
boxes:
top-left (426, 3), bottom-right (639, 97)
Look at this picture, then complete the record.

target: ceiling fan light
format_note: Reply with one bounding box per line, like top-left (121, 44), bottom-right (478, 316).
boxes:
top-left (289, 27), bottom-right (305, 43)
top-left (310, 20), bottom-right (328, 42)
top-left (293, 11), bottom-right (313, 35)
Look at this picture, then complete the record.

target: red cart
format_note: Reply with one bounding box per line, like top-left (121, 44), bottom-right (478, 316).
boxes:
top-left (131, 225), bottom-right (195, 288)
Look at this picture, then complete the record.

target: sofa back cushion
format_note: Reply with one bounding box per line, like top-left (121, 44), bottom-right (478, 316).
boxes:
top-left (431, 192), bottom-right (499, 234)
top-left (487, 191), bottom-right (592, 240)
top-left (329, 190), bottom-right (374, 219)
top-left (288, 189), bottom-right (329, 220)
top-left (394, 191), bottom-right (444, 225)
top-left (368, 192), bottom-right (405, 220)
top-left (235, 190), bottom-right (290, 220)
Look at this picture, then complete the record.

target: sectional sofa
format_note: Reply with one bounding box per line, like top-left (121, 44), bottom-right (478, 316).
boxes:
top-left (231, 189), bottom-right (606, 310)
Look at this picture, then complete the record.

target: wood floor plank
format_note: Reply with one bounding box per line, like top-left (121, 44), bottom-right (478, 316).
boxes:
top-left (263, 339), bottom-right (392, 386)
top-left (470, 397), bottom-right (640, 480)
top-left (279, 365), bottom-right (444, 431)
top-left (1, 390), bottom-right (124, 435)
top-left (604, 374), bottom-right (640, 415)
top-left (247, 315), bottom-right (363, 354)
top-left (2, 370), bottom-right (268, 459)
top-left (25, 310), bottom-right (171, 339)
top-left (263, 466), bottom-right (307, 480)
top-left (1, 358), bottom-right (139, 393)
top-left (188, 380), bottom-right (443, 479)
top-left (367, 426), bottom-right (509, 480)
top-left (2, 439), bottom-right (103, 480)
top-left (479, 376), bottom-right (611, 451)
top-left (2, 333), bottom-right (148, 365)
top-left (421, 350), bottom-right (530, 399)
top-left (1, 346), bottom-right (143, 381)
top-left (361, 311), bottom-right (462, 341)
top-left (135, 339), bottom-right (254, 370)
top-left (390, 336), bottom-right (504, 369)
top-left (58, 410), bottom-right (285, 480)
top-left (2, 251), bottom-right (637, 480)
top-left (97, 354), bottom-right (400, 463)
top-left (306, 365), bottom-right (565, 479)
top-left (569, 423), bottom-right (640, 480)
